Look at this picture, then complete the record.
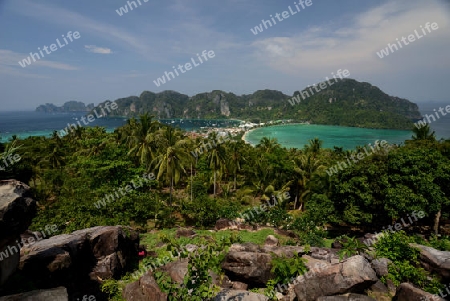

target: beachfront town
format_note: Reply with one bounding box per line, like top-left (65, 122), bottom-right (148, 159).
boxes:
top-left (184, 119), bottom-right (295, 141)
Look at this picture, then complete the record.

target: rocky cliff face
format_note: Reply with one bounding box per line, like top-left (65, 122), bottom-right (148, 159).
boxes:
top-left (219, 97), bottom-right (230, 117)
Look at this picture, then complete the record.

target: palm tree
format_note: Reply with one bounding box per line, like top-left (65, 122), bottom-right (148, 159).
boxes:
top-left (206, 132), bottom-right (227, 197)
top-left (20, 136), bottom-right (46, 187)
top-left (186, 138), bottom-right (199, 202)
top-left (126, 114), bottom-right (159, 169)
top-left (257, 137), bottom-right (280, 154)
top-left (304, 138), bottom-right (323, 159)
top-left (151, 127), bottom-right (190, 204)
top-left (36, 139), bottom-right (65, 195)
top-left (225, 138), bottom-right (244, 190)
top-left (292, 153), bottom-right (325, 210)
top-left (412, 124), bottom-right (436, 141)
top-left (47, 146), bottom-right (65, 170)
top-left (247, 154), bottom-right (273, 196)
top-left (1, 139), bottom-right (22, 159)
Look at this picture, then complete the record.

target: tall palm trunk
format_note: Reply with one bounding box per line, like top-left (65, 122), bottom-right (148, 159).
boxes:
top-left (213, 170), bottom-right (216, 197)
top-left (170, 176), bottom-right (173, 206)
top-left (434, 210), bottom-right (441, 235)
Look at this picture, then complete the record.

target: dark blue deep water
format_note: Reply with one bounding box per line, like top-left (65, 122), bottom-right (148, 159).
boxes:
top-left (0, 111), bottom-right (240, 142)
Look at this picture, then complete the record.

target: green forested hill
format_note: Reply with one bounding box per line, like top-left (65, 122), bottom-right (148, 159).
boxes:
top-left (41, 79), bottom-right (422, 130)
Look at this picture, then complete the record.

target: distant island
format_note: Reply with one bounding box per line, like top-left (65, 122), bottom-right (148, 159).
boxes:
top-left (36, 101), bottom-right (94, 113)
top-left (36, 79), bottom-right (423, 130)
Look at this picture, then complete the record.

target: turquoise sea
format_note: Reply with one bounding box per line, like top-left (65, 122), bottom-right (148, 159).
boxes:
top-left (245, 102), bottom-right (450, 150)
top-left (245, 124), bottom-right (413, 150)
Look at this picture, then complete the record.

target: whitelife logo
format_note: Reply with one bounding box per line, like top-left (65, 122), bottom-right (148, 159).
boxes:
top-left (376, 22), bottom-right (439, 58)
top-left (57, 101), bottom-right (118, 137)
top-left (153, 50), bottom-right (215, 87)
top-left (325, 140), bottom-right (391, 176)
top-left (0, 153), bottom-right (21, 171)
top-left (287, 69), bottom-right (350, 106)
top-left (0, 225), bottom-right (58, 262)
top-left (18, 31), bottom-right (81, 68)
top-left (116, 0), bottom-right (149, 16)
top-left (414, 104), bottom-right (450, 129)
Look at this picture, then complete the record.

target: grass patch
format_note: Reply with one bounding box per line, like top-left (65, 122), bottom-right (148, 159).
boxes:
top-left (323, 238), bottom-right (334, 248)
top-left (139, 228), bottom-right (298, 255)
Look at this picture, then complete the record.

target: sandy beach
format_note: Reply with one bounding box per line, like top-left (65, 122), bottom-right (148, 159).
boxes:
top-left (241, 128), bottom-right (257, 145)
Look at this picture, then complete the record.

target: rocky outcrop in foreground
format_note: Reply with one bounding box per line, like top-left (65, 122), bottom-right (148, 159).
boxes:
top-left (395, 282), bottom-right (446, 301)
top-left (411, 243), bottom-right (450, 281)
top-left (17, 226), bottom-right (139, 299)
top-left (122, 238), bottom-right (450, 301)
top-left (0, 286), bottom-right (68, 301)
top-left (0, 225), bottom-right (139, 300)
top-left (0, 180), bottom-right (37, 285)
top-left (293, 255), bottom-right (378, 300)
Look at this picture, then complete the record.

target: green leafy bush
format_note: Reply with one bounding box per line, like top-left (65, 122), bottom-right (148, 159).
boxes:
top-left (154, 237), bottom-right (232, 301)
top-left (288, 216), bottom-right (327, 247)
top-left (336, 235), bottom-right (369, 261)
top-left (270, 253), bottom-right (307, 284)
top-left (240, 206), bottom-right (269, 225)
top-left (374, 231), bottom-right (418, 262)
top-left (374, 231), bottom-right (444, 294)
top-left (182, 196), bottom-right (240, 228)
top-left (100, 279), bottom-right (121, 300)
top-left (428, 235), bottom-right (450, 251)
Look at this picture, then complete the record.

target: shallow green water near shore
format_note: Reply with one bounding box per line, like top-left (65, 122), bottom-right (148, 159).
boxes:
top-left (245, 124), bottom-right (412, 150)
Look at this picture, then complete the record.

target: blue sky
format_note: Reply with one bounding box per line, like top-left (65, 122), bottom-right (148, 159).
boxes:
top-left (0, 0), bottom-right (449, 111)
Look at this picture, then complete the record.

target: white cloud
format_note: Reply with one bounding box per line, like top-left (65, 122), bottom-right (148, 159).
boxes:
top-left (0, 49), bottom-right (78, 75)
top-left (33, 60), bottom-right (79, 70)
top-left (251, 0), bottom-right (450, 77)
top-left (11, 0), bottom-right (153, 59)
top-left (84, 45), bottom-right (112, 54)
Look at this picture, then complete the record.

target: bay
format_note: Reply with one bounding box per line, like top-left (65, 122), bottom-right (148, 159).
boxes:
top-left (244, 124), bottom-right (413, 150)
top-left (245, 102), bottom-right (450, 150)
top-left (1, 102), bottom-right (449, 149)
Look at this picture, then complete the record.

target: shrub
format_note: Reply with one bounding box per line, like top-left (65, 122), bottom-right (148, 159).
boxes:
top-left (182, 196), bottom-right (240, 228)
top-left (267, 206), bottom-right (293, 228)
top-left (288, 215), bottom-right (327, 247)
top-left (240, 204), bottom-right (292, 228)
top-left (154, 237), bottom-right (233, 301)
top-left (336, 235), bottom-right (369, 261)
top-left (240, 206), bottom-right (269, 225)
top-left (428, 234), bottom-right (450, 251)
top-left (374, 230), bottom-right (418, 262)
top-left (374, 231), bottom-right (444, 294)
top-left (270, 253), bottom-right (307, 284)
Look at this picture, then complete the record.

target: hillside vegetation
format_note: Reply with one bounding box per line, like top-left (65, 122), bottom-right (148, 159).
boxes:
top-left (1, 117), bottom-right (449, 299)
